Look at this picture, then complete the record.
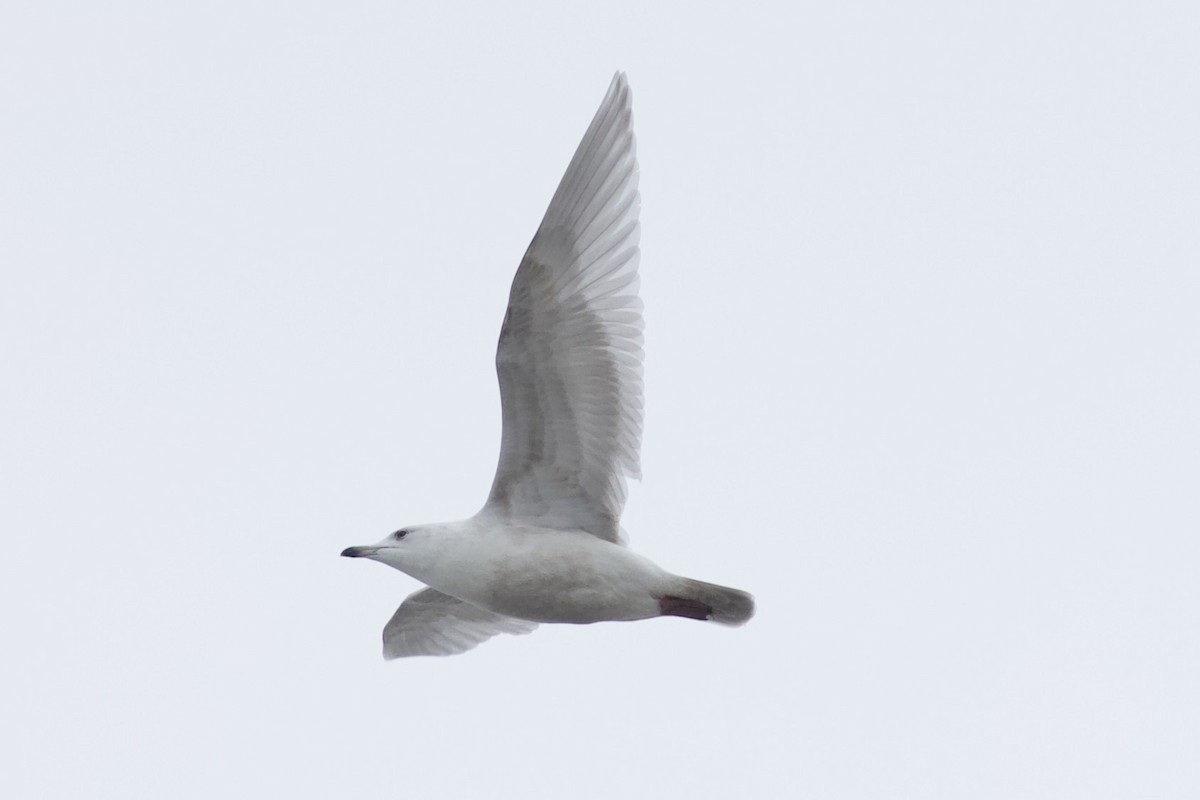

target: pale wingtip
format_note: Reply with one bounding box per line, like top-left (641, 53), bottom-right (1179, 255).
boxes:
top-left (607, 70), bottom-right (632, 108)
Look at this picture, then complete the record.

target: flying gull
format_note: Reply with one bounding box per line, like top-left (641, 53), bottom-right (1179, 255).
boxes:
top-left (342, 73), bottom-right (755, 658)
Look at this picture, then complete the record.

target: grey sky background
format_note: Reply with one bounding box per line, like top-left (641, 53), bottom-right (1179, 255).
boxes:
top-left (2, 2), bottom-right (1197, 798)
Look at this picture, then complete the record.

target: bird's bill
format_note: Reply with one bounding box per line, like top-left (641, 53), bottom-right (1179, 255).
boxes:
top-left (340, 545), bottom-right (381, 558)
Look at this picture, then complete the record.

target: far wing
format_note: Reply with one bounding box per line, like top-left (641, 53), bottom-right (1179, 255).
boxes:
top-left (484, 73), bottom-right (643, 543)
top-left (382, 587), bottom-right (538, 659)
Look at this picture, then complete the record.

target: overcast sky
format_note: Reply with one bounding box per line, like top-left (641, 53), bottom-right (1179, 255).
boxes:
top-left (2, 2), bottom-right (1197, 798)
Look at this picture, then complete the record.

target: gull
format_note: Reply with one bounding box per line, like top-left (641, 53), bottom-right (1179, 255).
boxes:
top-left (342, 73), bottom-right (755, 658)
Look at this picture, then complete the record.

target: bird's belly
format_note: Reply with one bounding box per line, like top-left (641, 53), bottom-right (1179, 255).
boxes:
top-left (432, 530), bottom-right (666, 624)
top-left (484, 567), bottom-right (661, 624)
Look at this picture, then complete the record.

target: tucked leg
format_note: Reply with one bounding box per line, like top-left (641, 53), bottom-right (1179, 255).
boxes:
top-left (658, 595), bottom-right (713, 621)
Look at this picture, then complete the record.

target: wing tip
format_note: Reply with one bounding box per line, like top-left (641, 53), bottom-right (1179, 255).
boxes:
top-left (605, 70), bottom-right (634, 120)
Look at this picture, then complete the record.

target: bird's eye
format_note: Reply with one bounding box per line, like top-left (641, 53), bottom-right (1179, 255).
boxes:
top-left (393, 529), bottom-right (408, 540)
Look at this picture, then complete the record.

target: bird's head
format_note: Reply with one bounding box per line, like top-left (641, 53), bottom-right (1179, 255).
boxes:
top-left (341, 525), bottom-right (439, 578)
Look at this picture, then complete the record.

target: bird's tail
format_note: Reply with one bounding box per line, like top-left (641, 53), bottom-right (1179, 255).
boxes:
top-left (660, 577), bottom-right (755, 626)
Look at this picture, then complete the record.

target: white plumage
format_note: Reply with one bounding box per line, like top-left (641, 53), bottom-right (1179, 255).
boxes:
top-left (342, 74), bottom-right (754, 658)
top-left (487, 74), bottom-right (643, 543)
top-left (382, 587), bottom-right (538, 660)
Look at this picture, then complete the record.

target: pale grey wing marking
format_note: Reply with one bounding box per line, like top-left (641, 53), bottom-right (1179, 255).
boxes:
top-left (484, 72), bottom-right (643, 543)
top-left (382, 588), bottom-right (538, 659)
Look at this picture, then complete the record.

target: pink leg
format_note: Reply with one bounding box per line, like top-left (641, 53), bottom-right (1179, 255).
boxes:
top-left (659, 596), bottom-right (712, 621)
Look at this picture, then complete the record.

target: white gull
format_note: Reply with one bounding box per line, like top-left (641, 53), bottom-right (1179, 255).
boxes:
top-left (342, 73), bottom-right (755, 658)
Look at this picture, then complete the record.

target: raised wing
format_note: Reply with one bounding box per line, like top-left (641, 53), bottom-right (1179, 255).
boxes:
top-left (484, 73), bottom-right (643, 543)
top-left (382, 587), bottom-right (538, 659)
